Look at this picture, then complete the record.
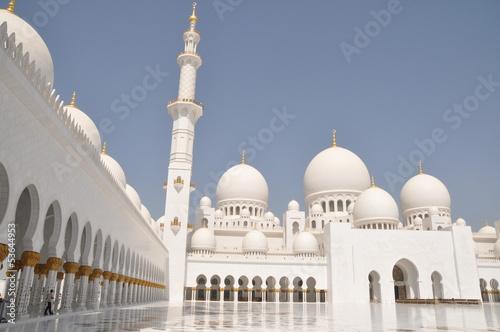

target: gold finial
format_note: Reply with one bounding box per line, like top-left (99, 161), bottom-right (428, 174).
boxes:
top-left (70, 92), bottom-right (76, 107)
top-left (101, 142), bottom-right (107, 155)
top-left (371, 176), bottom-right (376, 188)
top-left (241, 149), bottom-right (245, 164)
top-left (202, 219), bottom-right (207, 228)
top-left (304, 223), bottom-right (308, 232)
top-left (418, 160), bottom-right (423, 174)
top-left (332, 129), bottom-right (337, 147)
top-left (253, 222), bottom-right (257, 230)
top-left (189, 2), bottom-right (198, 23)
top-left (485, 219), bottom-right (489, 226)
top-left (6, 0), bottom-right (16, 13)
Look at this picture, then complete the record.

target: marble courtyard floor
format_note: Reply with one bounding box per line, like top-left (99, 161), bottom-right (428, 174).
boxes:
top-left (0, 301), bottom-right (499, 331)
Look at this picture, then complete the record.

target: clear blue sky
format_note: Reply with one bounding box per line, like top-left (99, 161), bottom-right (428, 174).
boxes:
top-left (8, 0), bottom-right (500, 232)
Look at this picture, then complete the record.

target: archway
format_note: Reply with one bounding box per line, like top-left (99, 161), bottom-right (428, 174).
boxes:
top-left (293, 277), bottom-right (303, 302)
top-left (479, 279), bottom-right (489, 302)
top-left (210, 275), bottom-right (221, 301)
top-left (306, 277), bottom-right (317, 302)
top-left (195, 275), bottom-right (207, 300)
top-left (265, 276), bottom-right (276, 302)
top-left (79, 223), bottom-right (92, 266)
top-left (238, 276), bottom-right (249, 301)
top-left (40, 201), bottom-right (62, 262)
top-left (491, 279), bottom-right (499, 302)
top-left (223, 276), bottom-right (235, 301)
top-left (393, 259), bottom-right (420, 300)
top-left (279, 277), bottom-right (290, 302)
top-left (63, 213), bottom-right (79, 263)
top-left (252, 276), bottom-right (263, 302)
top-left (431, 271), bottom-right (444, 299)
top-left (14, 185), bottom-right (40, 256)
top-left (369, 271), bottom-right (381, 302)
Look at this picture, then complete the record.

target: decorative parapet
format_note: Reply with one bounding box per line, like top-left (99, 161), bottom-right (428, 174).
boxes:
top-left (167, 98), bottom-right (204, 108)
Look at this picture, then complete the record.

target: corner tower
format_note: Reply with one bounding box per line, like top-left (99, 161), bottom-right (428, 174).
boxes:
top-left (163, 3), bottom-right (203, 303)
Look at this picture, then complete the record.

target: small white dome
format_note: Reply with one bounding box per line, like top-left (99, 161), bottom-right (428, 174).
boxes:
top-left (400, 173), bottom-right (450, 213)
top-left (216, 164), bottom-right (269, 205)
top-left (414, 217), bottom-right (423, 226)
top-left (265, 211), bottom-right (274, 220)
top-left (347, 202), bottom-right (355, 214)
top-left (353, 187), bottom-right (399, 226)
top-left (191, 227), bottom-right (216, 252)
top-left (456, 218), bottom-right (466, 226)
top-left (200, 196), bottom-right (212, 209)
top-left (293, 231), bottom-right (319, 255)
top-left (310, 203), bottom-right (323, 215)
top-left (140, 204), bottom-right (151, 223)
top-left (242, 230), bottom-right (268, 253)
top-left (101, 152), bottom-right (126, 188)
top-left (429, 206), bottom-right (440, 216)
top-left (273, 216), bottom-right (280, 225)
top-left (0, 11), bottom-right (54, 83)
top-left (494, 239), bottom-right (500, 259)
top-left (241, 208), bottom-right (250, 217)
top-left (215, 209), bottom-right (224, 218)
top-left (288, 200), bottom-right (300, 211)
top-left (65, 104), bottom-right (102, 150)
top-left (477, 224), bottom-right (496, 235)
top-left (125, 184), bottom-right (141, 209)
top-left (304, 146), bottom-right (371, 200)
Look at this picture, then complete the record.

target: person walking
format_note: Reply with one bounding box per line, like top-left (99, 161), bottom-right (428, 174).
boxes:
top-left (44, 289), bottom-right (54, 316)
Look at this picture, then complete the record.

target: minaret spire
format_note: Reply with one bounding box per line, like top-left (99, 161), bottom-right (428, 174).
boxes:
top-left (189, 2), bottom-right (198, 30)
top-left (163, 3), bottom-right (204, 305)
top-left (6, 0), bottom-right (16, 13)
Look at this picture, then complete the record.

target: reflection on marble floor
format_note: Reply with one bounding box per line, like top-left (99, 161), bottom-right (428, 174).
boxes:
top-left (1, 301), bottom-right (500, 331)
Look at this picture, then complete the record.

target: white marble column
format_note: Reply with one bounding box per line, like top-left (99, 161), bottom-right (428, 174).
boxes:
top-left (43, 258), bottom-right (62, 312)
top-left (108, 273), bottom-right (119, 305)
top-left (115, 275), bottom-right (123, 305)
top-left (54, 272), bottom-right (64, 311)
top-left (15, 251), bottom-right (40, 317)
top-left (29, 266), bottom-right (44, 313)
top-left (89, 269), bottom-right (102, 310)
top-left (122, 277), bottom-right (130, 304)
top-left (100, 271), bottom-right (111, 307)
top-left (76, 266), bottom-right (92, 310)
top-left (60, 262), bottom-right (78, 312)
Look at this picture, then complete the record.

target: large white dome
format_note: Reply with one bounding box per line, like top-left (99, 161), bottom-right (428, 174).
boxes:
top-left (216, 164), bottom-right (268, 205)
top-left (140, 204), bottom-right (151, 223)
top-left (65, 102), bottom-right (102, 150)
top-left (400, 173), bottom-right (450, 212)
top-left (191, 227), bottom-right (216, 252)
top-left (293, 231), bottom-right (319, 255)
top-left (304, 147), bottom-right (370, 199)
top-left (242, 230), bottom-right (268, 254)
top-left (0, 10), bottom-right (54, 84)
top-left (353, 187), bottom-right (399, 225)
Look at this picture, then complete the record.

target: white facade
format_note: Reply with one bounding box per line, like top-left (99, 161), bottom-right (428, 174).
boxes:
top-left (0, 4), bottom-right (499, 323)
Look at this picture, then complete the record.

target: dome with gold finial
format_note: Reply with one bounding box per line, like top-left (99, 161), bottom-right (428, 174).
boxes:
top-left (64, 92), bottom-right (102, 150)
top-left (0, 0), bottom-right (54, 83)
top-left (477, 220), bottom-right (496, 235)
top-left (216, 151), bottom-right (269, 208)
top-left (353, 178), bottom-right (399, 229)
top-left (399, 162), bottom-right (450, 214)
top-left (304, 131), bottom-right (370, 203)
top-left (100, 142), bottom-right (126, 188)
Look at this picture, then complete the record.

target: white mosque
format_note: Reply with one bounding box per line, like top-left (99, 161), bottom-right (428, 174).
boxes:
top-left (0, 1), bottom-right (499, 320)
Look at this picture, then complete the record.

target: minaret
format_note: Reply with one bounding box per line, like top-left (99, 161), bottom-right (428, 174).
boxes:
top-left (163, 3), bottom-right (203, 304)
